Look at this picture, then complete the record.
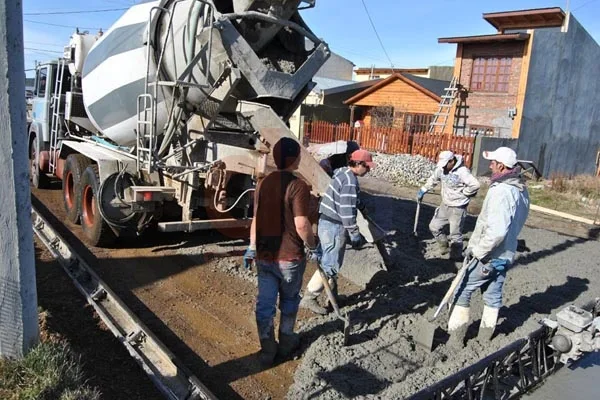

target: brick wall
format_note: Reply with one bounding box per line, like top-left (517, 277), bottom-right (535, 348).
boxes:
top-left (459, 41), bottom-right (526, 138)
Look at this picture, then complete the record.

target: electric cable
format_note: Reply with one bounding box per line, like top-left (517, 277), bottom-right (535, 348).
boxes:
top-left (24, 19), bottom-right (106, 30)
top-left (360, 0), bottom-right (396, 71)
top-left (24, 7), bottom-right (127, 16)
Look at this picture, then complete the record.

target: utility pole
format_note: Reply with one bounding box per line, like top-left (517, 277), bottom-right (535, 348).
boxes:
top-left (0, 0), bottom-right (39, 358)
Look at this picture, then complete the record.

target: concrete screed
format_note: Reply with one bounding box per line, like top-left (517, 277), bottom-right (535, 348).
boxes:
top-left (286, 192), bottom-right (600, 399)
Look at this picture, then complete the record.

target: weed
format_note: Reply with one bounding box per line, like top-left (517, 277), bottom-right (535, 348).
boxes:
top-left (0, 342), bottom-right (100, 400)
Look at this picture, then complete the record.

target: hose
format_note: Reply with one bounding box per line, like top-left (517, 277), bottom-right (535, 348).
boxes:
top-left (213, 187), bottom-right (255, 214)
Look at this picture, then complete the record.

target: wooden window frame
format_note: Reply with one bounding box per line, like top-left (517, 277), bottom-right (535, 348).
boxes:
top-left (470, 56), bottom-right (512, 93)
top-left (398, 112), bottom-right (434, 134)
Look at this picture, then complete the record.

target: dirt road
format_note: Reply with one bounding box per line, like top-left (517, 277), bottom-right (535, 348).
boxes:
top-left (33, 177), bottom-right (600, 399)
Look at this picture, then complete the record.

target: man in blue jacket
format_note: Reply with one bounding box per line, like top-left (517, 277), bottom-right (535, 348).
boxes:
top-left (448, 147), bottom-right (529, 347)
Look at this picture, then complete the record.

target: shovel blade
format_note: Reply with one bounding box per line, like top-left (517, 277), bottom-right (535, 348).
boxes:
top-left (342, 313), bottom-right (351, 346)
top-left (415, 319), bottom-right (436, 351)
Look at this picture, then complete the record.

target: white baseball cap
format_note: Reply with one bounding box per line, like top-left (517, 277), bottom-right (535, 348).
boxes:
top-left (483, 147), bottom-right (518, 168)
top-left (436, 150), bottom-right (455, 168)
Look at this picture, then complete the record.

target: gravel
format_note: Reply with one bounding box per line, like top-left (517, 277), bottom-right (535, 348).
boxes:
top-left (369, 153), bottom-right (435, 187)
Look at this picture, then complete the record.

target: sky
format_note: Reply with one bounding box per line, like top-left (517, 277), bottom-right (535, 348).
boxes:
top-left (22, 0), bottom-right (600, 77)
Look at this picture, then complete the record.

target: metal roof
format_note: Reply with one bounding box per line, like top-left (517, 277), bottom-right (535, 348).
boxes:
top-left (312, 77), bottom-right (382, 96)
top-left (438, 32), bottom-right (530, 44)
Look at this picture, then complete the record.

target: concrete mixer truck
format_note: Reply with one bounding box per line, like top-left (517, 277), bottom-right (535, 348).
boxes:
top-left (28, 0), bottom-right (382, 248)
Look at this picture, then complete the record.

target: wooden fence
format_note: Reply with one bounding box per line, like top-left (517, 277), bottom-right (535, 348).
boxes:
top-left (304, 120), bottom-right (476, 168)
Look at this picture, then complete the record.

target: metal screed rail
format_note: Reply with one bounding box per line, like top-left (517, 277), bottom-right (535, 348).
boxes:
top-left (32, 205), bottom-right (217, 400)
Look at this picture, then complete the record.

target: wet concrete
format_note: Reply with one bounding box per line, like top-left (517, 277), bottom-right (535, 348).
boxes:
top-left (288, 189), bottom-right (600, 399)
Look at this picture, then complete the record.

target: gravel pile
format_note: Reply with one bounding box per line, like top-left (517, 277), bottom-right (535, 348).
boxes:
top-left (370, 153), bottom-right (436, 187)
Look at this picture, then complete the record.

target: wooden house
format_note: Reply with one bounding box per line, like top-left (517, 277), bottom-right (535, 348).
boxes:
top-left (344, 73), bottom-right (450, 134)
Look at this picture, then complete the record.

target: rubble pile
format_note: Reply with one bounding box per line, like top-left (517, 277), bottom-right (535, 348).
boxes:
top-left (370, 153), bottom-right (436, 186)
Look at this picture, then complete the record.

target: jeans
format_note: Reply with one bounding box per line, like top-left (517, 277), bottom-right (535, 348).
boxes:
top-left (318, 218), bottom-right (347, 277)
top-left (454, 259), bottom-right (506, 308)
top-left (256, 258), bottom-right (306, 330)
top-left (429, 203), bottom-right (467, 244)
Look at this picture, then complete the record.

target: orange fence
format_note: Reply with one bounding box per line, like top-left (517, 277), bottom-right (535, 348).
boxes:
top-left (304, 120), bottom-right (476, 168)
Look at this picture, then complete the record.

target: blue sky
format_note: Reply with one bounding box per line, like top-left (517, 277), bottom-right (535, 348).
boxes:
top-left (23, 0), bottom-right (600, 77)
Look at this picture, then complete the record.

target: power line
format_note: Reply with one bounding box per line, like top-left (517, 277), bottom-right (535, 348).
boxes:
top-left (25, 41), bottom-right (64, 47)
top-left (24, 19), bottom-right (106, 31)
top-left (573, 0), bottom-right (599, 11)
top-left (24, 7), bottom-right (127, 16)
top-left (360, 0), bottom-right (396, 71)
top-left (24, 47), bottom-right (63, 54)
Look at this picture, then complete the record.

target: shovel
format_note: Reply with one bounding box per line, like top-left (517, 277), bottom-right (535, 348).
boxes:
top-left (413, 199), bottom-right (421, 237)
top-left (415, 257), bottom-right (476, 351)
top-left (317, 266), bottom-right (352, 346)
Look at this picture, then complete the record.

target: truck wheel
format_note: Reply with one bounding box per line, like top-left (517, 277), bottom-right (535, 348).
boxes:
top-left (80, 165), bottom-right (115, 247)
top-left (62, 154), bottom-right (91, 224)
top-left (30, 136), bottom-right (50, 189)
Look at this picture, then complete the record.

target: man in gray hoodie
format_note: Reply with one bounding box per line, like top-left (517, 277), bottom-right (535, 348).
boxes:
top-left (448, 147), bottom-right (530, 347)
top-left (418, 150), bottom-right (480, 259)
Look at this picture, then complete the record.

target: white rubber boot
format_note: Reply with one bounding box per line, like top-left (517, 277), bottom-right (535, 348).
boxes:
top-left (448, 305), bottom-right (470, 348)
top-left (478, 306), bottom-right (499, 341)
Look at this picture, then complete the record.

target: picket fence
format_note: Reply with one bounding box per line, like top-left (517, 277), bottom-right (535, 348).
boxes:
top-left (304, 120), bottom-right (476, 168)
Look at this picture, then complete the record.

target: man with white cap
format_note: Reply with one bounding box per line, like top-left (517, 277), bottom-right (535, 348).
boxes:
top-left (447, 147), bottom-right (530, 347)
top-left (300, 149), bottom-right (375, 314)
top-left (417, 150), bottom-right (480, 259)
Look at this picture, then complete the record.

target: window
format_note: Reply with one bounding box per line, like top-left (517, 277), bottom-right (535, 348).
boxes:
top-left (400, 113), bottom-right (434, 134)
top-left (471, 57), bottom-right (512, 92)
top-left (36, 67), bottom-right (47, 97)
top-left (469, 124), bottom-right (496, 137)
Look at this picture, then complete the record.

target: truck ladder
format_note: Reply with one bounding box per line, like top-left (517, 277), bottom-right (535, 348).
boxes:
top-left (136, 1), bottom-right (216, 175)
top-left (49, 58), bottom-right (66, 174)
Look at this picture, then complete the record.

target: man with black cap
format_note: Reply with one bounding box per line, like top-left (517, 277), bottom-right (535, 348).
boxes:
top-left (300, 149), bottom-right (375, 315)
top-left (319, 140), bottom-right (361, 177)
top-left (243, 137), bottom-right (320, 366)
top-left (417, 150), bottom-right (480, 259)
top-left (447, 147), bottom-right (529, 347)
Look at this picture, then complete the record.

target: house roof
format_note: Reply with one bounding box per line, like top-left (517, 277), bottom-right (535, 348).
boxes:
top-left (344, 73), bottom-right (450, 105)
top-left (483, 7), bottom-right (565, 32)
top-left (438, 32), bottom-right (530, 44)
top-left (312, 77), bottom-right (382, 96)
top-left (354, 67), bottom-right (429, 75)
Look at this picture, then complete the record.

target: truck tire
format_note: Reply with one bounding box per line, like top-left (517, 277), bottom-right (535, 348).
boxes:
top-left (30, 135), bottom-right (50, 189)
top-left (62, 154), bottom-right (92, 224)
top-left (80, 164), bottom-right (115, 247)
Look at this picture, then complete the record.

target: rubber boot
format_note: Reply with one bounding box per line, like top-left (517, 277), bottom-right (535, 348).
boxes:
top-left (300, 271), bottom-right (328, 315)
top-left (447, 305), bottom-right (470, 348)
top-left (449, 242), bottom-right (463, 261)
top-left (436, 238), bottom-right (449, 255)
top-left (257, 320), bottom-right (277, 366)
top-left (478, 305), bottom-right (499, 342)
top-left (300, 291), bottom-right (327, 315)
top-left (278, 313), bottom-right (300, 359)
top-left (326, 277), bottom-right (340, 309)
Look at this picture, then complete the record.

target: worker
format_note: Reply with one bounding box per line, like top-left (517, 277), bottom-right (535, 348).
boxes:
top-left (319, 140), bottom-right (360, 176)
top-left (243, 137), bottom-right (321, 366)
top-left (448, 147), bottom-right (530, 347)
top-left (300, 149), bottom-right (375, 315)
top-left (417, 150), bottom-right (480, 260)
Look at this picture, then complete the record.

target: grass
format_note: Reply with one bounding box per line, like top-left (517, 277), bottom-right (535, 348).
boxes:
top-left (0, 341), bottom-right (100, 400)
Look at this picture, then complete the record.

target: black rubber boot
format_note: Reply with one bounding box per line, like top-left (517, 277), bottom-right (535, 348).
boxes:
top-left (278, 313), bottom-right (300, 358)
top-left (449, 242), bottom-right (463, 261)
top-left (300, 291), bottom-right (327, 315)
top-left (326, 277), bottom-right (341, 309)
top-left (257, 322), bottom-right (277, 367)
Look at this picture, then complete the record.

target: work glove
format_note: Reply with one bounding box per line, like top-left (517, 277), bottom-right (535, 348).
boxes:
top-left (417, 189), bottom-right (426, 202)
top-left (463, 247), bottom-right (474, 263)
top-left (350, 233), bottom-right (366, 249)
top-left (243, 247), bottom-right (256, 270)
top-left (306, 245), bottom-right (322, 263)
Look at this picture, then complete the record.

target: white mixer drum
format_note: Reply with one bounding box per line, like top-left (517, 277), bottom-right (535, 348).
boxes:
top-left (81, 1), bottom-right (169, 146)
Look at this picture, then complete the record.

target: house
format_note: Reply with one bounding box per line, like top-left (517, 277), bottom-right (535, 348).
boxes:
top-left (344, 73), bottom-right (450, 133)
top-left (288, 47), bottom-right (381, 139)
top-left (354, 66), bottom-right (454, 82)
top-left (439, 7), bottom-right (600, 176)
